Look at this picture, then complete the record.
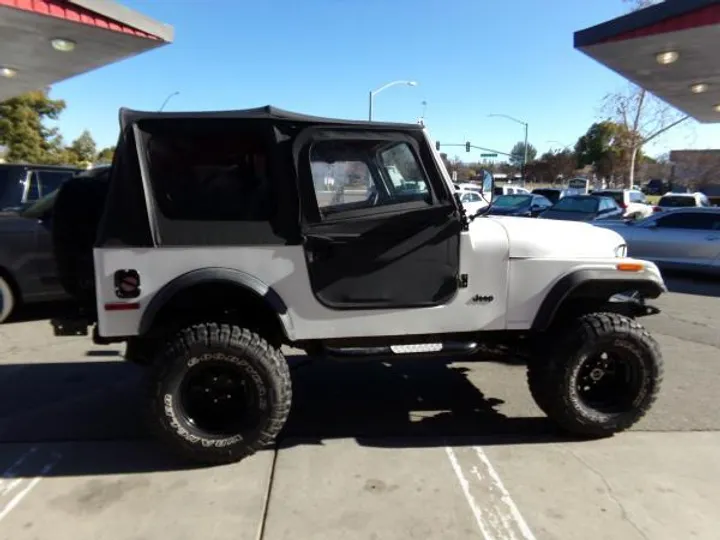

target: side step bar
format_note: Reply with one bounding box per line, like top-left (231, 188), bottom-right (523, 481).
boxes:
top-left (323, 340), bottom-right (479, 358)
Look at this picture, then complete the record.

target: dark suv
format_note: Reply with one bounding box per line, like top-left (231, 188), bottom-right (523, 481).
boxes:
top-left (0, 163), bottom-right (81, 213)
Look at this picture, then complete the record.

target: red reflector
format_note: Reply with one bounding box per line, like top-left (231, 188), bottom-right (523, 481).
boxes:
top-left (105, 302), bottom-right (140, 311)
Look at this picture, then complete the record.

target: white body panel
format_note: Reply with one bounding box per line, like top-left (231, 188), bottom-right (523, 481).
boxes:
top-left (94, 218), bottom-right (511, 339)
top-left (94, 212), bottom-right (664, 341)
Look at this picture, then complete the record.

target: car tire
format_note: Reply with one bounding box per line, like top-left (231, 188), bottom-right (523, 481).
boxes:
top-left (0, 275), bottom-right (16, 324)
top-left (147, 322), bottom-right (292, 465)
top-left (527, 312), bottom-right (663, 436)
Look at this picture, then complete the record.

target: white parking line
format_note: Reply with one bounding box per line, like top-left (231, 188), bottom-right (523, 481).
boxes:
top-left (0, 447), bottom-right (62, 523)
top-left (445, 446), bottom-right (536, 540)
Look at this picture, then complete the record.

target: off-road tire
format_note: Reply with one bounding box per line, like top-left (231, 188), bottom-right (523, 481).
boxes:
top-left (147, 322), bottom-right (292, 465)
top-left (527, 312), bottom-right (663, 437)
top-left (0, 275), bottom-right (16, 323)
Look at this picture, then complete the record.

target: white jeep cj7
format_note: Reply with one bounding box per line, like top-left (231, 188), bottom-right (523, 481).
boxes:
top-left (50, 106), bottom-right (666, 464)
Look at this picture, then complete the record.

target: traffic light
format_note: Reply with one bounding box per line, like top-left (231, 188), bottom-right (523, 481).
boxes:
top-left (465, 141), bottom-right (471, 152)
top-left (435, 141), bottom-right (440, 151)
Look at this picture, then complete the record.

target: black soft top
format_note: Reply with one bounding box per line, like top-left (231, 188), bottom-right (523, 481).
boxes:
top-left (119, 105), bottom-right (424, 131)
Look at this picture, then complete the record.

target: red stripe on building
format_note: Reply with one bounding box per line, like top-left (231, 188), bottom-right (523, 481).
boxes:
top-left (600, 4), bottom-right (720, 43)
top-left (0, 0), bottom-right (160, 40)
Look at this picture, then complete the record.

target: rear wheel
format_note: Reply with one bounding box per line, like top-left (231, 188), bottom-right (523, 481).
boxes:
top-left (528, 312), bottom-right (663, 436)
top-left (0, 275), bottom-right (16, 323)
top-left (147, 322), bottom-right (292, 464)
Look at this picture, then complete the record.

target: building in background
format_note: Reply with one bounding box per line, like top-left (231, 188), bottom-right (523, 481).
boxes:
top-left (668, 149), bottom-right (720, 189)
top-left (0, 0), bottom-right (173, 101)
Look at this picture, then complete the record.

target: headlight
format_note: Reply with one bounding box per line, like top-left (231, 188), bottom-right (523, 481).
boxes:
top-left (614, 244), bottom-right (628, 258)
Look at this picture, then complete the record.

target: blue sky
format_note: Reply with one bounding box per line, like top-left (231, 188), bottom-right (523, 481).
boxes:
top-left (49, 0), bottom-right (720, 161)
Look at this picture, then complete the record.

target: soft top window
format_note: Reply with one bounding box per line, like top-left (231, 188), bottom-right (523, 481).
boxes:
top-left (143, 122), bottom-right (276, 222)
top-left (308, 139), bottom-right (432, 220)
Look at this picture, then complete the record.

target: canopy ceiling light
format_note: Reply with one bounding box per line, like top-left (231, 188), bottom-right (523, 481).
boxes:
top-left (0, 67), bottom-right (17, 78)
top-left (50, 38), bottom-right (76, 52)
top-left (655, 51), bottom-right (679, 65)
top-left (714, 104), bottom-right (720, 112)
top-left (690, 83), bottom-right (709, 94)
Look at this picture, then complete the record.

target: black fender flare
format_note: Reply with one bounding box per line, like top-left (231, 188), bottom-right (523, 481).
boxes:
top-left (138, 267), bottom-right (293, 338)
top-left (531, 268), bottom-right (665, 332)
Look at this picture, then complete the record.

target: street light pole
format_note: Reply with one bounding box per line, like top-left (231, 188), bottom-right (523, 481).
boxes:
top-left (368, 80), bottom-right (417, 121)
top-left (488, 113), bottom-right (530, 178)
top-left (158, 91), bottom-right (179, 112)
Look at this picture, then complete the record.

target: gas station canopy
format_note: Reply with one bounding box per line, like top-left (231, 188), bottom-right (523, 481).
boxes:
top-left (574, 0), bottom-right (720, 123)
top-left (0, 0), bottom-right (173, 101)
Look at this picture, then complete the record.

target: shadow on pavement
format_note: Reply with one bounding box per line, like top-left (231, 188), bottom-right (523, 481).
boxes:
top-left (282, 356), bottom-right (565, 450)
top-left (6, 299), bottom-right (76, 324)
top-left (0, 355), bottom-right (571, 478)
top-left (662, 272), bottom-right (720, 298)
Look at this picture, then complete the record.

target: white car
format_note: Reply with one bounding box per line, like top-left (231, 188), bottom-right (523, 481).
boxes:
top-left (50, 105), bottom-right (667, 465)
top-left (456, 187), bottom-right (490, 216)
top-left (494, 184), bottom-right (530, 197)
top-left (654, 191), bottom-right (712, 212)
top-left (592, 189), bottom-right (653, 220)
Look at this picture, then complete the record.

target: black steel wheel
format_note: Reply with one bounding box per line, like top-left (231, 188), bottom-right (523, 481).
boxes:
top-left (147, 323), bottom-right (292, 465)
top-left (528, 312), bottom-right (663, 436)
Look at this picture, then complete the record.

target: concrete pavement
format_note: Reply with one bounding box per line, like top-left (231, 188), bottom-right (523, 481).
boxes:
top-left (0, 273), bottom-right (718, 539)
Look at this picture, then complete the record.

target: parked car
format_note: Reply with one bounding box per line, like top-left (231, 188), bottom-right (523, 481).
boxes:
top-left (644, 178), bottom-right (668, 195)
top-left (493, 184), bottom-right (530, 197)
top-left (594, 207), bottom-right (720, 275)
top-left (538, 195), bottom-right (624, 222)
top-left (0, 166), bottom-right (110, 323)
top-left (456, 188), bottom-right (489, 216)
top-left (0, 163), bottom-right (81, 213)
top-left (487, 193), bottom-right (552, 217)
top-left (591, 189), bottom-right (653, 220)
top-left (654, 192), bottom-right (711, 212)
top-left (531, 187), bottom-right (567, 204)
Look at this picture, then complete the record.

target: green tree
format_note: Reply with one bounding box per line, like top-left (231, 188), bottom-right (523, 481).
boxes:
top-left (0, 90), bottom-right (66, 163)
top-left (509, 141), bottom-right (537, 168)
top-left (67, 130), bottom-right (97, 166)
top-left (96, 146), bottom-right (115, 163)
top-left (574, 120), bottom-right (629, 180)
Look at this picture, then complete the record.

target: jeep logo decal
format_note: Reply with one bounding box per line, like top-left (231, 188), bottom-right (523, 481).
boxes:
top-left (469, 294), bottom-right (494, 305)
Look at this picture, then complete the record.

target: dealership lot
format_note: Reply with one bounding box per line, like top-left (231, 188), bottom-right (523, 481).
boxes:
top-left (0, 273), bottom-right (718, 540)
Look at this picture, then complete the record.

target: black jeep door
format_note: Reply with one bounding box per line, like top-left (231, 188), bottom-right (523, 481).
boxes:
top-left (296, 128), bottom-right (462, 310)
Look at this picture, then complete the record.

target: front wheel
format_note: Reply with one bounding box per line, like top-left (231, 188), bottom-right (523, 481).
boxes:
top-left (528, 312), bottom-right (663, 436)
top-left (147, 322), bottom-right (292, 465)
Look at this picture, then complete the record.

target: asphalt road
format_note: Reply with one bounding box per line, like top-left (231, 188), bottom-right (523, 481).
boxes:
top-left (0, 272), bottom-right (718, 539)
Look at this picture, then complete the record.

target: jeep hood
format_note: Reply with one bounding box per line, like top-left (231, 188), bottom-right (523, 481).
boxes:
top-left (484, 215), bottom-right (625, 258)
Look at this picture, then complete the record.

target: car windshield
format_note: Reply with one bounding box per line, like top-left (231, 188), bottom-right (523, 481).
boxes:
top-left (593, 191), bottom-right (623, 206)
top-left (494, 194), bottom-right (531, 208)
top-left (658, 195), bottom-right (696, 207)
top-left (551, 196), bottom-right (598, 213)
top-left (533, 189), bottom-right (561, 203)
